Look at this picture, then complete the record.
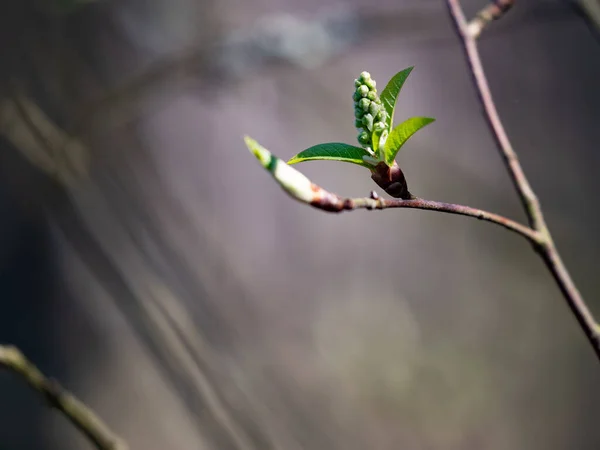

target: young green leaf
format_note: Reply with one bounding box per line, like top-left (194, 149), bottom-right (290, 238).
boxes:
top-left (287, 143), bottom-right (374, 169)
top-left (383, 117), bottom-right (435, 166)
top-left (380, 67), bottom-right (414, 131)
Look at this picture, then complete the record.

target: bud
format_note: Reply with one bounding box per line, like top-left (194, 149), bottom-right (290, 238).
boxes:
top-left (364, 78), bottom-right (376, 90)
top-left (362, 113), bottom-right (374, 131)
top-left (369, 102), bottom-right (380, 116)
top-left (353, 71), bottom-right (386, 149)
top-left (370, 161), bottom-right (412, 199)
top-left (358, 130), bottom-right (371, 146)
top-left (373, 121), bottom-right (386, 134)
top-left (357, 85), bottom-right (369, 97)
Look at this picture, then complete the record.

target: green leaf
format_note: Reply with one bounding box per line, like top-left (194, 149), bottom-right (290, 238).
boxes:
top-left (380, 67), bottom-right (414, 131)
top-left (287, 143), bottom-right (374, 169)
top-left (383, 117), bottom-right (435, 166)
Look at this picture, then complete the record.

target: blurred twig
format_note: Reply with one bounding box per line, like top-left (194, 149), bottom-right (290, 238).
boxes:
top-left (446, 0), bottom-right (600, 360)
top-left (0, 345), bottom-right (128, 450)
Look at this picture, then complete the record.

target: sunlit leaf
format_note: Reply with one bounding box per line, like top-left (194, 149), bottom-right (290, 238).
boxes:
top-left (383, 117), bottom-right (435, 166)
top-left (288, 143), bottom-right (374, 169)
top-left (380, 67), bottom-right (414, 131)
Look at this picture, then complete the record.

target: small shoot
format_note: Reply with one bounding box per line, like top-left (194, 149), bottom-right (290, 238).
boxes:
top-left (245, 67), bottom-right (435, 198)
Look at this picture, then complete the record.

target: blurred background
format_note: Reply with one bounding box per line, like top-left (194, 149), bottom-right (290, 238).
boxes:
top-left (1, 0), bottom-right (600, 449)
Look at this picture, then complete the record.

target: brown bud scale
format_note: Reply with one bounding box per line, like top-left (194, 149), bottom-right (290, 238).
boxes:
top-left (369, 161), bottom-right (412, 199)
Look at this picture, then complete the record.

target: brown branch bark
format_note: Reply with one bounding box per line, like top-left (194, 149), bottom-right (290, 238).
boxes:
top-left (0, 345), bottom-right (128, 450)
top-left (446, 0), bottom-right (600, 360)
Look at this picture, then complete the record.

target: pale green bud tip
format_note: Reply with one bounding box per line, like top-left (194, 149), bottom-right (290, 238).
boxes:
top-left (374, 121), bottom-right (386, 133)
top-left (358, 131), bottom-right (370, 145)
top-left (368, 102), bottom-right (380, 116)
top-left (358, 98), bottom-right (370, 111)
top-left (362, 113), bottom-right (374, 131)
top-left (360, 71), bottom-right (371, 81)
top-left (245, 136), bottom-right (272, 168)
top-left (357, 85), bottom-right (369, 97)
top-left (244, 136), bottom-right (315, 204)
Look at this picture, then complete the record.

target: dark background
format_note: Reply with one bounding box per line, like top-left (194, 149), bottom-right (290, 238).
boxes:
top-left (1, 0), bottom-right (600, 449)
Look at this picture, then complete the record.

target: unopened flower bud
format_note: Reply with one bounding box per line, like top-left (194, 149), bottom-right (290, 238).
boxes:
top-left (362, 113), bottom-right (374, 131)
top-left (374, 121), bottom-right (386, 133)
top-left (357, 85), bottom-right (369, 97)
top-left (358, 130), bottom-right (371, 145)
top-left (369, 102), bottom-right (380, 116)
top-left (359, 98), bottom-right (371, 111)
top-left (365, 78), bottom-right (376, 90)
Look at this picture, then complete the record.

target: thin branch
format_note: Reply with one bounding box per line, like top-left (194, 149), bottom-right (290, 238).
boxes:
top-left (0, 345), bottom-right (128, 450)
top-left (467, 0), bottom-right (516, 38)
top-left (447, 0), bottom-right (600, 360)
top-left (244, 136), bottom-right (542, 245)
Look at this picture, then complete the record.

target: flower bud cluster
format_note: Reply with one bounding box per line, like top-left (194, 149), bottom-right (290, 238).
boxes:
top-left (353, 71), bottom-right (387, 148)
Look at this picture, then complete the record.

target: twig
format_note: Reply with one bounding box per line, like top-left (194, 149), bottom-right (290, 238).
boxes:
top-left (467, 0), bottom-right (515, 38)
top-left (0, 345), bottom-right (128, 450)
top-left (446, 0), bottom-right (600, 360)
top-left (245, 136), bottom-right (541, 245)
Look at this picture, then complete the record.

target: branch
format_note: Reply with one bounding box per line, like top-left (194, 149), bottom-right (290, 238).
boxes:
top-left (0, 345), bottom-right (128, 450)
top-left (466, 0), bottom-right (515, 38)
top-left (244, 136), bottom-right (541, 245)
top-left (446, 0), bottom-right (600, 360)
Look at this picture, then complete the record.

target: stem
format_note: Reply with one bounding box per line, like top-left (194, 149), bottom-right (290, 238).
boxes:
top-left (245, 136), bottom-right (541, 245)
top-left (447, 0), bottom-right (600, 360)
top-left (0, 345), bottom-right (128, 450)
top-left (313, 193), bottom-right (541, 245)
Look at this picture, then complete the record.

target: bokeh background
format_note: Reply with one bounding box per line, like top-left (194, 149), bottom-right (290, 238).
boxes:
top-left (2, 0), bottom-right (600, 449)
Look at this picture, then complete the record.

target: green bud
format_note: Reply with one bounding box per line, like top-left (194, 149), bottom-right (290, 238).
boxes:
top-left (374, 121), bottom-right (386, 133)
top-left (359, 71), bottom-right (371, 82)
top-left (354, 79), bottom-right (362, 88)
top-left (353, 91), bottom-right (361, 102)
top-left (358, 98), bottom-right (371, 111)
top-left (376, 110), bottom-right (387, 122)
top-left (367, 91), bottom-right (377, 101)
top-left (357, 85), bottom-right (369, 97)
top-left (369, 102), bottom-right (380, 116)
top-left (362, 113), bottom-right (374, 131)
top-left (365, 78), bottom-right (376, 90)
top-left (354, 107), bottom-right (363, 119)
top-left (355, 118), bottom-right (363, 128)
top-left (357, 130), bottom-right (371, 146)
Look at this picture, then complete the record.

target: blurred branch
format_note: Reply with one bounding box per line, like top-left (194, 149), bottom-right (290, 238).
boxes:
top-left (0, 89), bottom-right (89, 187)
top-left (0, 345), bottom-right (128, 450)
top-left (576, 0), bottom-right (600, 31)
top-left (466, 0), bottom-right (515, 38)
top-left (447, 0), bottom-right (600, 360)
